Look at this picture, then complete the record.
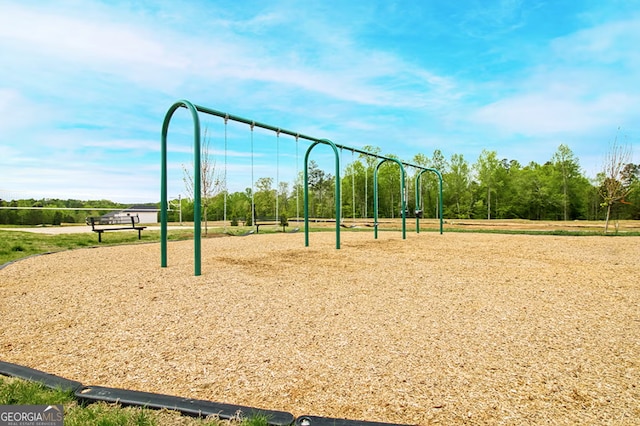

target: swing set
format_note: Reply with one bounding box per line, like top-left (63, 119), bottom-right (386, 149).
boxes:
top-left (160, 99), bottom-right (443, 276)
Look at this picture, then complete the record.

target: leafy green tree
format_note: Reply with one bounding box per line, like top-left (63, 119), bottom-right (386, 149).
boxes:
top-left (412, 151), bottom-right (447, 218)
top-left (551, 144), bottom-right (583, 221)
top-left (359, 145), bottom-right (381, 219)
top-left (25, 201), bottom-right (44, 225)
top-left (474, 150), bottom-right (502, 219)
top-left (208, 192), bottom-right (226, 221)
top-left (254, 177), bottom-right (275, 218)
top-left (341, 159), bottom-right (365, 220)
top-left (376, 158), bottom-right (401, 218)
top-left (227, 190), bottom-right (250, 224)
top-left (277, 181), bottom-right (289, 221)
top-left (496, 159), bottom-right (523, 218)
top-left (352, 160), bottom-right (367, 219)
top-left (445, 154), bottom-right (471, 218)
top-left (619, 163), bottom-right (640, 219)
top-left (287, 171), bottom-right (304, 221)
top-left (52, 211), bottom-right (63, 226)
top-left (512, 162), bottom-right (554, 220)
top-left (427, 150), bottom-right (448, 218)
top-left (411, 153), bottom-right (429, 216)
top-left (307, 160), bottom-right (334, 217)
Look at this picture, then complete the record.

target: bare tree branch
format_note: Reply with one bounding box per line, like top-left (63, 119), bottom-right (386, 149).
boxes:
top-left (183, 127), bottom-right (222, 235)
top-left (600, 129), bottom-right (633, 233)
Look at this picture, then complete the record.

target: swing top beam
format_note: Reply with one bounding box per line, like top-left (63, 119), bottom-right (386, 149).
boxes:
top-left (190, 103), bottom-right (444, 235)
top-left (181, 103), bottom-right (435, 173)
top-left (190, 102), bottom-right (443, 234)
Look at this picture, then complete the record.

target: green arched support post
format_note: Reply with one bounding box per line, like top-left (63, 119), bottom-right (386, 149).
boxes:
top-left (161, 100), bottom-right (202, 276)
top-left (415, 167), bottom-right (444, 234)
top-left (304, 139), bottom-right (341, 249)
top-left (373, 158), bottom-right (407, 240)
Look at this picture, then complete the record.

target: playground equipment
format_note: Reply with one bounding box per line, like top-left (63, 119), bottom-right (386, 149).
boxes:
top-left (415, 168), bottom-right (443, 234)
top-left (373, 158), bottom-right (407, 240)
top-left (160, 99), bottom-right (443, 276)
top-left (221, 116), bottom-right (295, 233)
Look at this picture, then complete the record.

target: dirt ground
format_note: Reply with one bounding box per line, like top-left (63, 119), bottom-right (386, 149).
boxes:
top-left (0, 228), bottom-right (639, 425)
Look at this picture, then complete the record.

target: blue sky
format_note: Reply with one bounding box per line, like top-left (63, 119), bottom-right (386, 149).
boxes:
top-left (1, 0), bottom-right (638, 203)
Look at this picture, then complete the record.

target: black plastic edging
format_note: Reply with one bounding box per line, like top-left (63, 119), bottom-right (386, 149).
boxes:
top-left (0, 361), bottom-right (293, 425)
top-left (0, 360), bottom-right (84, 393)
top-left (75, 385), bottom-right (294, 425)
top-left (296, 415), bottom-right (412, 426)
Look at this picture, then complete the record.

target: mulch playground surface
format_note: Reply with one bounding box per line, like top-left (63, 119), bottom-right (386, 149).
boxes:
top-left (1, 229), bottom-right (638, 425)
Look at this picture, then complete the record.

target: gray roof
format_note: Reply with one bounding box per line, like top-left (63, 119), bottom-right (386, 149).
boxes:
top-left (100, 205), bottom-right (159, 218)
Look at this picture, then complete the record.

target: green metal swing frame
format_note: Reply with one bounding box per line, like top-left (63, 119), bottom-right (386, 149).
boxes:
top-left (160, 100), bottom-right (443, 276)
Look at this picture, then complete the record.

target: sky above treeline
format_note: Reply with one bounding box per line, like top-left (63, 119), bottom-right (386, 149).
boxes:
top-left (1, 0), bottom-right (638, 203)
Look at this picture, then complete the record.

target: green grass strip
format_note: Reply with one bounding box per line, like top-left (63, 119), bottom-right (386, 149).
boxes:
top-left (0, 376), bottom-right (268, 426)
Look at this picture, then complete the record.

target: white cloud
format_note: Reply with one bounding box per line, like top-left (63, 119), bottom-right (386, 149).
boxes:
top-left (470, 14), bottom-right (640, 138)
top-left (473, 91), bottom-right (635, 136)
top-left (0, 89), bottom-right (28, 132)
top-left (550, 16), bottom-right (640, 66)
top-left (0, 3), bottom-right (195, 93)
top-left (0, 88), bottom-right (60, 133)
top-left (1, 2), bottom-right (458, 110)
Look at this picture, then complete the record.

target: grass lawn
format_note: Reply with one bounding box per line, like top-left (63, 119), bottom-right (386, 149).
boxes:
top-left (0, 229), bottom-right (196, 266)
top-left (2, 220), bottom-right (638, 267)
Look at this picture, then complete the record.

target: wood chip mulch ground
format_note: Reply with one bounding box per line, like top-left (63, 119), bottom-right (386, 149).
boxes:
top-left (1, 231), bottom-right (638, 425)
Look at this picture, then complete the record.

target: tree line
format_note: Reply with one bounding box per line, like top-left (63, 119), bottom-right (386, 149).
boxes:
top-left (174, 144), bottom-right (639, 225)
top-left (0, 199), bottom-right (146, 226)
top-left (1, 144), bottom-right (638, 226)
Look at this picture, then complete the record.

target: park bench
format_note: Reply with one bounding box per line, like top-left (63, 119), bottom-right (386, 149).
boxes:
top-left (86, 215), bottom-right (147, 242)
